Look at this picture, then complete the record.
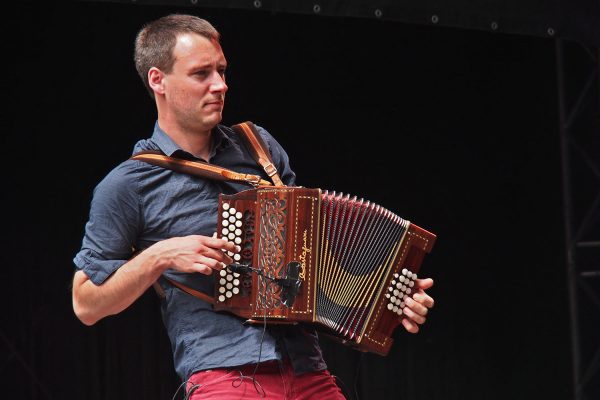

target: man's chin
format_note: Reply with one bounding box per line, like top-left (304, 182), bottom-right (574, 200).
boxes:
top-left (198, 112), bottom-right (223, 129)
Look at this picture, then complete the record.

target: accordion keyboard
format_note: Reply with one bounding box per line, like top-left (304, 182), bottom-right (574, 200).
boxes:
top-left (217, 203), bottom-right (244, 303)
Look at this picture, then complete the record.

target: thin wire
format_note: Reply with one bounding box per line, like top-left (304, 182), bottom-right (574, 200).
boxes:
top-left (170, 379), bottom-right (188, 400)
top-left (353, 352), bottom-right (364, 400)
top-left (183, 383), bottom-right (201, 400)
top-left (233, 292), bottom-right (269, 397)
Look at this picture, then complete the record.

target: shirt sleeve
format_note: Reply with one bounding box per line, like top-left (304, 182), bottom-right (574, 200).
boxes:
top-left (73, 163), bottom-right (141, 285)
top-left (254, 125), bottom-right (297, 186)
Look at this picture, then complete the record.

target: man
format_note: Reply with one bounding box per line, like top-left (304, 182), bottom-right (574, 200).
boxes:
top-left (72, 14), bottom-right (434, 399)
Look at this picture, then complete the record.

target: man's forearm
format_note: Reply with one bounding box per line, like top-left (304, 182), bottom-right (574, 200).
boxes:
top-left (72, 248), bottom-right (165, 326)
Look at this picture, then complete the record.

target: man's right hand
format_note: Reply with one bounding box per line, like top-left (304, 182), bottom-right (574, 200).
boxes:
top-left (150, 235), bottom-right (239, 275)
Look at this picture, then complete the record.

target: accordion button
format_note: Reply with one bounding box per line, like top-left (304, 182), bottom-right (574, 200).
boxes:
top-left (221, 228), bottom-right (228, 236)
top-left (235, 220), bottom-right (242, 228)
top-left (412, 274), bottom-right (418, 280)
top-left (409, 281), bottom-right (414, 288)
top-left (233, 287), bottom-right (240, 294)
top-left (406, 288), bottom-right (412, 295)
top-left (219, 270), bottom-right (227, 277)
top-left (229, 216), bottom-right (236, 223)
top-left (218, 295), bottom-right (226, 302)
top-left (219, 287), bottom-right (225, 294)
top-left (220, 278), bottom-right (226, 285)
top-left (390, 296), bottom-right (396, 303)
top-left (402, 268), bottom-right (408, 276)
top-left (236, 212), bottom-right (243, 219)
top-left (387, 303), bottom-right (394, 311)
top-left (234, 237), bottom-right (242, 245)
top-left (229, 207), bottom-right (237, 214)
top-left (222, 211), bottom-right (229, 218)
top-left (235, 229), bottom-right (242, 236)
top-left (396, 309), bottom-right (403, 316)
top-left (226, 291), bottom-right (233, 298)
top-left (223, 203), bottom-right (230, 210)
top-left (234, 254), bottom-right (241, 261)
top-left (226, 283), bottom-right (233, 290)
top-left (226, 275), bottom-right (233, 282)
top-left (222, 220), bottom-right (229, 227)
top-left (233, 279), bottom-right (240, 286)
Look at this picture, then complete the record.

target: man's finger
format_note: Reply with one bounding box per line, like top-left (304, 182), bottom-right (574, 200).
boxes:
top-left (415, 278), bottom-right (434, 290)
top-left (401, 317), bottom-right (419, 334)
top-left (413, 292), bottom-right (435, 309)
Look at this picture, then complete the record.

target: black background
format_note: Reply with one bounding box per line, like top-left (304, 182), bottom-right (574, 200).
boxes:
top-left (1, 1), bottom-right (584, 399)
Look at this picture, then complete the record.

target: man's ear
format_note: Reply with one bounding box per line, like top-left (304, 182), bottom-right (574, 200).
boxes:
top-left (148, 67), bottom-right (165, 95)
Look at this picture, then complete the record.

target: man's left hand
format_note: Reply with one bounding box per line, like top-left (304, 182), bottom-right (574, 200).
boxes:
top-left (401, 278), bottom-right (435, 333)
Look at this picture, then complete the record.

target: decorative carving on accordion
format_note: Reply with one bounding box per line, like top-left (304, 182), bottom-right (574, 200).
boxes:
top-left (256, 198), bottom-right (287, 311)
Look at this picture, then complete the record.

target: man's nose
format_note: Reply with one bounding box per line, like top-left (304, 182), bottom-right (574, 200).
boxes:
top-left (211, 72), bottom-right (228, 93)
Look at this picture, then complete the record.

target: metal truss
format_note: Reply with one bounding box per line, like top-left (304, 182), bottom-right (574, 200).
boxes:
top-left (556, 39), bottom-right (600, 400)
top-left (0, 328), bottom-right (53, 399)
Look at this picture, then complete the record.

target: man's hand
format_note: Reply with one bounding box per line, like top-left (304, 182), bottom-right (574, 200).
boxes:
top-left (152, 235), bottom-right (239, 275)
top-left (401, 278), bottom-right (435, 334)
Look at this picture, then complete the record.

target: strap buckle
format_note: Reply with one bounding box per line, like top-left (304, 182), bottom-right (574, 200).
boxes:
top-left (245, 174), bottom-right (263, 187)
top-left (263, 162), bottom-right (278, 177)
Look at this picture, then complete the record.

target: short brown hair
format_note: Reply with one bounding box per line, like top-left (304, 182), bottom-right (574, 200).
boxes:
top-left (134, 14), bottom-right (221, 97)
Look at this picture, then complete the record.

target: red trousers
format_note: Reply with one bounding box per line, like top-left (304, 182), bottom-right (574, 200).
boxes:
top-left (186, 360), bottom-right (347, 399)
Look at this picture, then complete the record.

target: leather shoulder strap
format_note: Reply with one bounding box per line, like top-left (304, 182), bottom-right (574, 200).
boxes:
top-left (231, 121), bottom-right (285, 186)
top-left (130, 150), bottom-right (272, 187)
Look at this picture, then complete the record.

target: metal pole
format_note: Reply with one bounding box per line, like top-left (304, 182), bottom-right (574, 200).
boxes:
top-left (556, 38), bottom-right (581, 400)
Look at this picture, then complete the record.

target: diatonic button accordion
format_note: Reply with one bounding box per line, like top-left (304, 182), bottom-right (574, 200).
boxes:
top-left (215, 186), bottom-right (436, 356)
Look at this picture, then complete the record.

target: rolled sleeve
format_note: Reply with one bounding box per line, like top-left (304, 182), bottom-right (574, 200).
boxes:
top-left (73, 163), bottom-right (141, 285)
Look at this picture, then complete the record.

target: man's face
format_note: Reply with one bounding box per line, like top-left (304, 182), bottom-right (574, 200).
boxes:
top-left (161, 33), bottom-right (228, 132)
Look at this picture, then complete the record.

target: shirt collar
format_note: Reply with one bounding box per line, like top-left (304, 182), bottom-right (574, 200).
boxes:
top-left (150, 122), bottom-right (234, 159)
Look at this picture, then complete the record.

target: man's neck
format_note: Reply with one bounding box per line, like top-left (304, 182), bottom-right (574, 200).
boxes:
top-left (158, 119), bottom-right (213, 161)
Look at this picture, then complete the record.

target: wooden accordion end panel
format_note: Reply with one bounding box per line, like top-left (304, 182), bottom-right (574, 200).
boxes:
top-left (215, 186), bottom-right (437, 356)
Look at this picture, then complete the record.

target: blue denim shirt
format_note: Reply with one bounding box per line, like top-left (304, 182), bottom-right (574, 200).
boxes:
top-left (74, 122), bottom-right (327, 381)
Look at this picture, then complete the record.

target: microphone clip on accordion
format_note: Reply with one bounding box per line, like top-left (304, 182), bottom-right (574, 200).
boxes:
top-left (216, 186), bottom-right (436, 356)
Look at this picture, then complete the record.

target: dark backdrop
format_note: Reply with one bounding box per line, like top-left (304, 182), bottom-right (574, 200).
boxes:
top-left (2, 1), bottom-right (572, 399)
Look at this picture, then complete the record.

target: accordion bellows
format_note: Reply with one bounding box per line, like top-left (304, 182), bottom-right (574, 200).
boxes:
top-left (215, 186), bottom-right (436, 356)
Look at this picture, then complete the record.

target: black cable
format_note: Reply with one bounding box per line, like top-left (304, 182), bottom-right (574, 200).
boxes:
top-left (170, 380), bottom-right (186, 400)
top-left (232, 282), bottom-right (269, 398)
top-left (331, 374), bottom-right (354, 400)
top-left (353, 352), bottom-right (364, 400)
